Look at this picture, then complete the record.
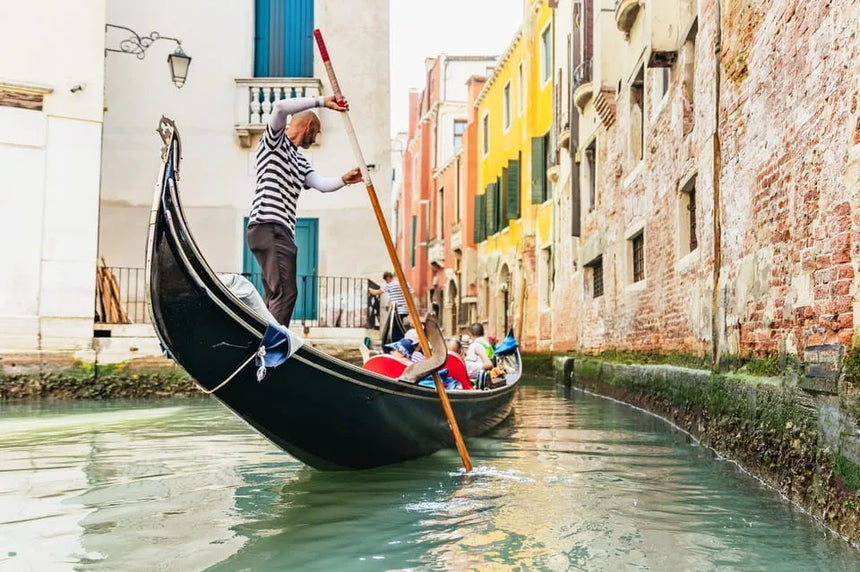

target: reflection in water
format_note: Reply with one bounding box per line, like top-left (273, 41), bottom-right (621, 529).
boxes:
top-left (1, 382), bottom-right (858, 571)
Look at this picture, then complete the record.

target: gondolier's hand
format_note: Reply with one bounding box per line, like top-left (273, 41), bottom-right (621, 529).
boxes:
top-left (341, 167), bottom-right (362, 185)
top-left (323, 95), bottom-right (349, 111)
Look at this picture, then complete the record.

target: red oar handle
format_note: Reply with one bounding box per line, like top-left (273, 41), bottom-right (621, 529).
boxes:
top-left (313, 29), bottom-right (346, 108)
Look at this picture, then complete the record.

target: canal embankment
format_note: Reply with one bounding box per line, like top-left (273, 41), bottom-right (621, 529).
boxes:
top-left (546, 348), bottom-right (860, 544)
top-left (0, 345), bottom-right (366, 401)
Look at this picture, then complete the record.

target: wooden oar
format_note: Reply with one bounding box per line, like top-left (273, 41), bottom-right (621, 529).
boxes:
top-left (313, 29), bottom-right (473, 472)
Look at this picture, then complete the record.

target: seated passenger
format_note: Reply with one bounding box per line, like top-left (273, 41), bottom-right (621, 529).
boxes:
top-left (384, 338), bottom-right (417, 365)
top-left (464, 322), bottom-right (494, 380)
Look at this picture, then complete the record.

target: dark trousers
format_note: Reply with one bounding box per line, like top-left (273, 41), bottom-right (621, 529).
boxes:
top-left (246, 222), bottom-right (297, 326)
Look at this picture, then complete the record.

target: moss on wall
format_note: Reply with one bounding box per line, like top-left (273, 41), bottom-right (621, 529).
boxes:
top-left (0, 361), bottom-right (199, 401)
top-left (571, 358), bottom-right (860, 542)
top-left (520, 353), bottom-right (556, 378)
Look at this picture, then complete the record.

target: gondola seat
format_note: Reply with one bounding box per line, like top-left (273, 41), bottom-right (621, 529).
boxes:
top-left (362, 354), bottom-right (408, 378)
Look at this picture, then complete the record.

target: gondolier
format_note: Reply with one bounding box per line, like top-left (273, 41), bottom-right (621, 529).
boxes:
top-left (247, 94), bottom-right (362, 326)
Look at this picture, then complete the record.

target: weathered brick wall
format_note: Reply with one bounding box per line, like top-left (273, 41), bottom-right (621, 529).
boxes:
top-left (557, 0), bottom-right (858, 361)
top-left (719, 0), bottom-right (859, 355)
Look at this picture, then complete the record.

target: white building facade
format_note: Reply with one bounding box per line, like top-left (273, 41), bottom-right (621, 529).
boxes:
top-left (1, 0), bottom-right (391, 354)
top-left (0, 0), bottom-right (107, 353)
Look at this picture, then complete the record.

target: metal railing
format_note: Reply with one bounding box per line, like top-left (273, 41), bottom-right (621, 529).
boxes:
top-left (573, 58), bottom-right (593, 90)
top-left (94, 267), bottom-right (381, 329)
top-left (244, 273), bottom-right (381, 329)
top-left (95, 266), bottom-right (149, 324)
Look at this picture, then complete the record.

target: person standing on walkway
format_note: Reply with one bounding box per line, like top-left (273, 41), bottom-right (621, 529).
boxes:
top-left (247, 94), bottom-right (362, 326)
top-left (369, 271), bottom-right (413, 323)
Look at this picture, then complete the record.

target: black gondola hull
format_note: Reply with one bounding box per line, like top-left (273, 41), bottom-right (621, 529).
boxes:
top-left (147, 122), bottom-right (520, 470)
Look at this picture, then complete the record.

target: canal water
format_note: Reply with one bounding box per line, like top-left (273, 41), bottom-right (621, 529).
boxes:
top-left (1, 377), bottom-right (858, 571)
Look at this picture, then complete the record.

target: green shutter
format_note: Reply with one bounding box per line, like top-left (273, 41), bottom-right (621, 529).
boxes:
top-left (410, 215), bottom-right (416, 267)
top-left (473, 194), bottom-right (486, 243)
top-left (486, 183), bottom-right (497, 236)
top-left (507, 159), bottom-right (520, 220)
top-left (497, 175), bottom-right (507, 229)
top-left (531, 136), bottom-right (547, 204)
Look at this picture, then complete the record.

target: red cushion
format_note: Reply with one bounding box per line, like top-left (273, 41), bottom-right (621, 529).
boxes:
top-left (445, 352), bottom-right (473, 389)
top-left (362, 354), bottom-right (408, 378)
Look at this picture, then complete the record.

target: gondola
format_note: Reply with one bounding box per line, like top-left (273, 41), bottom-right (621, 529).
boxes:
top-left (379, 301), bottom-right (407, 346)
top-left (146, 118), bottom-right (521, 470)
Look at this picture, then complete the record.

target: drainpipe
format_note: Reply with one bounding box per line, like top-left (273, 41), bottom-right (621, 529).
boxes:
top-left (711, 0), bottom-right (723, 370)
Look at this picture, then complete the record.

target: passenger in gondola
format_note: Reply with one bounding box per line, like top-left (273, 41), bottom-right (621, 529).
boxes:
top-left (464, 322), bottom-right (494, 379)
top-left (384, 338), bottom-right (417, 365)
top-left (446, 337), bottom-right (462, 356)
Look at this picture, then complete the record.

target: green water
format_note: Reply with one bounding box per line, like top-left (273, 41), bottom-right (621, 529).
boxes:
top-left (1, 378), bottom-right (857, 571)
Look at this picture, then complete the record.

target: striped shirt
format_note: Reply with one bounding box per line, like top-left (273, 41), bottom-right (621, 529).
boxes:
top-left (249, 123), bottom-right (313, 236)
top-left (382, 280), bottom-right (409, 315)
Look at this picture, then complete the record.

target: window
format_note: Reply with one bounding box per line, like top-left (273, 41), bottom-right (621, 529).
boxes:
top-left (482, 113), bottom-right (489, 156)
top-left (517, 62), bottom-right (524, 114)
top-left (587, 256), bottom-right (603, 298)
top-left (410, 215), bottom-right (417, 267)
top-left (683, 17), bottom-right (698, 136)
top-left (679, 175), bottom-right (698, 256)
top-left (540, 247), bottom-right (552, 307)
top-left (540, 22), bottom-right (553, 85)
top-left (453, 119), bottom-right (466, 150)
top-left (503, 81), bottom-right (512, 130)
top-left (660, 68), bottom-right (670, 99)
top-left (437, 187), bottom-right (444, 239)
top-left (631, 232), bottom-right (645, 283)
top-left (454, 158), bottom-right (461, 223)
top-left (684, 18), bottom-right (698, 107)
top-left (507, 156), bottom-right (521, 220)
top-left (629, 66), bottom-right (644, 167)
top-left (585, 138), bottom-right (597, 211)
top-left (254, 0), bottom-right (314, 77)
top-left (531, 134), bottom-right (548, 204)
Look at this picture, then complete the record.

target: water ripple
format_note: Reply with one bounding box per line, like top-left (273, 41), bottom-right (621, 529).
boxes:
top-left (1, 387), bottom-right (858, 571)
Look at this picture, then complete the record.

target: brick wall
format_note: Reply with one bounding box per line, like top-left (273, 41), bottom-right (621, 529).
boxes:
top-left (556, 0), bottom-right (858, 360)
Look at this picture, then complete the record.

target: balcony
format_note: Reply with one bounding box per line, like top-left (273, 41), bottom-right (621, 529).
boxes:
top-left (559, 113), bottom-right (571, 150)
top-left (572, 59), bottom-right (593, 111)
top-left (234, 78), bottom-right (323, 148)
top-left (450, 223), bottom-right (463, 252)
top-left (615, 0), bottom-right (642, 35)
top-left (428, 239), bottom-right (445, 268)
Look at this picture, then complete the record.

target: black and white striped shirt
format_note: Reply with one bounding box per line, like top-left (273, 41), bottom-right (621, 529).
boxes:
top-left (249, 123), bottom-right (313, 236)
top-left (383, 280), bottom-right (410, 315)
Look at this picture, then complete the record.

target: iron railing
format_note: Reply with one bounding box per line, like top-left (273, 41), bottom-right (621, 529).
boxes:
top-left (95, 266), bottom-right (381, 329)
top-left (573, 58), bottom-right (593, 90)
top-left (244, 273), bottom-right (381, 329)
top-left (95, 266), bottom-right (149, 324)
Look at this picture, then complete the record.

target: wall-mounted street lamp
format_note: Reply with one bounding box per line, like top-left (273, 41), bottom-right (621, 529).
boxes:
top-left (105, 24), bottom-right (192, 88)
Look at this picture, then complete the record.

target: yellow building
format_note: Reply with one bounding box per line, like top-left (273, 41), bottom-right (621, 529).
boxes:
top-left (473, 1), bottom-right (555, 347)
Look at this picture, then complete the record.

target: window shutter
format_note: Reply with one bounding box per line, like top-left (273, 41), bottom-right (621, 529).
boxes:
top-left (531, 136), bottom-right (547, 204)
top-left (485, 183), bottom-right (497, 236)
top-left (496, 175), bottom-right (506, 230)
top-left (410, 215), bottom-right (417, 267)
top-left (473, 194), bottom-right (486, 243)
top-left (506, 159), bottom-right (520, 220)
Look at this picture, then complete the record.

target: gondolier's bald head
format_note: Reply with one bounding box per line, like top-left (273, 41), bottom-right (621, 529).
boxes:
top-left (288, 110), bottom-right (321, 149)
